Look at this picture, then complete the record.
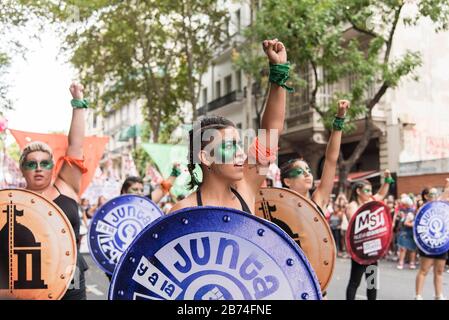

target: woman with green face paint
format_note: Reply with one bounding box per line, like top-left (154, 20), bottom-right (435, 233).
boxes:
top-left (280, 100), bottom-right (350, 215)
top-left (170, 39), bottom-right (289, 215)
top-left (345, 171), bottom-right (393, 301)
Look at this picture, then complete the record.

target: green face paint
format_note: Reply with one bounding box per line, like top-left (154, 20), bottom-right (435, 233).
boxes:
top-left (217, 140), bottom-right (243, 163)
top-left (287, 167), bottom-right (312, 178)
top-left (22, 160), bottom-right (54, 171)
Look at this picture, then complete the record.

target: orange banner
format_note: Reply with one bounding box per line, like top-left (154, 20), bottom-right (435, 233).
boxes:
top-left (9, 129), bottom-right (109, 196)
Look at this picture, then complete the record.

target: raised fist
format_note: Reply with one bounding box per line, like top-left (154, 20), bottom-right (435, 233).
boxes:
top-left (262, 39), bottom-right (287, 64)
top-left (337, 100), bottom-right (350, 117)
top-left (70, 83), bottom-right (84, 100)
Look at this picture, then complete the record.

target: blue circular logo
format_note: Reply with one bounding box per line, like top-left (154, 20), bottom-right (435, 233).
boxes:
top-left (88, 195), bottom-right (163, 275)
top-left (109, 207), bottom-right (322, 300)
top-left (414, 201), bottom-right (449, 255)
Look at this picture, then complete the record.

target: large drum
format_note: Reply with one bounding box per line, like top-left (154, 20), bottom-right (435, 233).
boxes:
top-left (255, 188), bottom-right (336, 291)
top-left (88, 195), bottom-right (164, 275)
top-left (109, 206), bottom-right (322, 300)
top-left (346, 201), bottom-right (393, 265)
top-left (414, 201), bottom-right (449, 256)
top-left (0, 189), bottom-right (77, 300)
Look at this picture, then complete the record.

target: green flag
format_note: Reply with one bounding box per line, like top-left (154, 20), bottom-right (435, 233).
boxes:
top-left (141, 143), bottom-right (202, 197)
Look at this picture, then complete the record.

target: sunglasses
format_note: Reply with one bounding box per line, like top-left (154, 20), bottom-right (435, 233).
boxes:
top-left (362, 188), bottom-right (372, 194)
top-left (287, 167), bottom-right (312, 178)
top-left (22, 160), bottom-right (54, 171)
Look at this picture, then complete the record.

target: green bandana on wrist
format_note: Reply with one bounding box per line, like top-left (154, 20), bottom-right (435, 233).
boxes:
top-left (170, 166), bottom-right (181, 177)
top-left (333, 116), bottom-right (345, 131)
top-left (269, 63), bottom-right (294, 93)
top-left (71, 99), bottom-right (89, 109)
top-left (384, 176), bottom-right (395, 184)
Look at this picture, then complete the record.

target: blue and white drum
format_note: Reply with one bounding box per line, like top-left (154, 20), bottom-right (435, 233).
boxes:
top-left (414, 201), bottom-right (449, 256)
top-left (88, 195), bottom-right (164, 275)
top-left (109, 206), bottom-right (322, 300)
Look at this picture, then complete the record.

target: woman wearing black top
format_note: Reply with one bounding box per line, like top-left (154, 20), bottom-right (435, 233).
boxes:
top-left (344, 174), bottom-right (392, 300)
top-left (19, 83), bottom-right (88, 300)
top-left (170, 39), bottom-right (290, 215)
top-left (279, 100), bottom-right (350, 216)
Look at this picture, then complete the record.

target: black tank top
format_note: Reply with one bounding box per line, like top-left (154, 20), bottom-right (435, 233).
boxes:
top-left (53, 185), bottom-right (88, 272)
top-left (310, 198), bottom-right (325, 217)
top-left (53, 185), bottom-right (81, 245)
top-left (196, 187), bottom-right (252, 214)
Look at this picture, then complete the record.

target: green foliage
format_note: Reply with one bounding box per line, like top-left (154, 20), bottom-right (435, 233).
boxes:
top-left (246, 0), bottom-right (448, 133)
top-left (0, 53), bottom-right (12, 111)
top-left (132, 145), bottom-right (153, 178)
top-left (54, 0), bottom-right (229, 139)
top-left (0, 0), bottom-right (64, 112)
top-left (6, 142), bottom-right (20, 162)
top-left (60, 1), bottom-right (186, 142)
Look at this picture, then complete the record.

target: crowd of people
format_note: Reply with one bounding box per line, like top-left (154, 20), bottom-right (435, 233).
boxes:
top-left (322, 180), bottom-right (449, 300)
top-left (323, 184), bottom-right (449, 267)
top-left (10, 38), bottom-right (449, 300)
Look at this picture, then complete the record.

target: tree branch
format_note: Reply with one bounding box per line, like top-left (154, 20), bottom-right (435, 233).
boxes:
top-left (344, 115), bottom-right (374, 167)
top-left (384, 5), bottom-right (404, 65)
top-left (344, 11), bottom-right (380, 39)
top-left (309, 60), bottom-right (325, 118)
top-left (367, 82), bottom-right (388, 111)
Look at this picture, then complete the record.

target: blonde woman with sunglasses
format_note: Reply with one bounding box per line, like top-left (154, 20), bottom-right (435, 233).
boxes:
top-left (344, 172), bottom-right (393, 300)
top-left (19, 83), bottom-right (88, 300)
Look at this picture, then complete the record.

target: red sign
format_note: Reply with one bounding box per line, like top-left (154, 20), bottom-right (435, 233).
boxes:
top-left (346, 201), bottom-right (393, 265)
top-left (9, 129), bottom-right (109, 196)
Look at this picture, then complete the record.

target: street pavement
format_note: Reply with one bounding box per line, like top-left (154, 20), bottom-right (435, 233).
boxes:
top-left (82, 251), bottom-right (449, 300)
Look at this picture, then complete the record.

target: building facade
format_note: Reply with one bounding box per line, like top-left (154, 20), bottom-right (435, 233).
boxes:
top-left (85, 100), bottom-right (143, 180)
top-left (197, 2), bottom-right (449, 196)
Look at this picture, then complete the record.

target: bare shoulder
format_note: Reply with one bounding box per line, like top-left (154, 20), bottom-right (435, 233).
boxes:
top-left (169, 192), bottom-right (197, 213)
top-left (54, 177), bottom-right (79, 202)
top-left (347, 201), bottom-right (358, 211)
top-left (234, 179), bottom-right (256, 207)
top-left (346, 201), bottom-right (359, 218)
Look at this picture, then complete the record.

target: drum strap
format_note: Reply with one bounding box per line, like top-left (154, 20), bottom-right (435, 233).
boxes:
top-left (196, 187), bottom-right (252, 214)
top-left (310, 198), bottom-right (325, 217)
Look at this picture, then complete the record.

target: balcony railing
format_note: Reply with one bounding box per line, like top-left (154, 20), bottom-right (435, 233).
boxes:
top-left (204, 90), bottom-right (244, 112)
top-left (286, 112), bottom-right (313, 130)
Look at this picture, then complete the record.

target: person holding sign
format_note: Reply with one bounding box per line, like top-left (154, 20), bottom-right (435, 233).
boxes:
top-left (414, 179), bottom-right (449, 300)
top-left (344, 171), bottom-right (393, 300)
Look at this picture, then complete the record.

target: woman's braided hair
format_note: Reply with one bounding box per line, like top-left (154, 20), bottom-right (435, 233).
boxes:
top-left (187, 115), bottom-right (235, 190)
